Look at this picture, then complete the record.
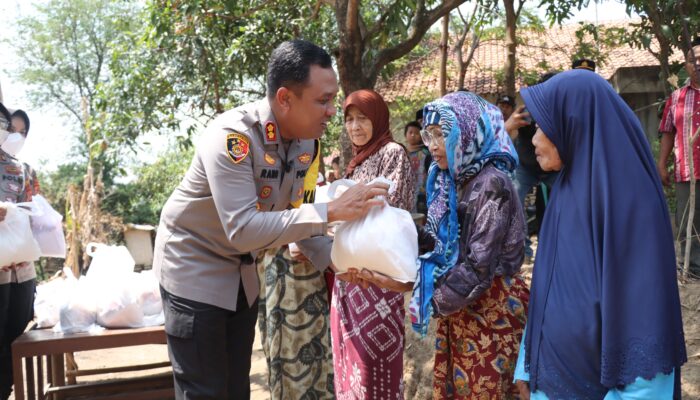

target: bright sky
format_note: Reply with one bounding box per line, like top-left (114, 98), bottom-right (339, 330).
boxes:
top-left (0, 0), bottom-right (635, 172)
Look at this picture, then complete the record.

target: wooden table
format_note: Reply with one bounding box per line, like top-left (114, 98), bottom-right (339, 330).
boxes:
top-left (12, 326), bottom-right (173, 400)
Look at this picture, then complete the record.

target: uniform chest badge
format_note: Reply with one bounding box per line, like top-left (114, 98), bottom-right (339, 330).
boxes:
top-left (226, 132), bottom-right (250, 164)
top-left (297, 153), bottom-right (311, 165)
top-left (264, 153), bottom-right (276, 166)
top-left (264, 122), bottom-right (277, 143)
top-left (4, 165), bottom-right (21, 175)
top-left (260, 186), bottom-right (273, 199)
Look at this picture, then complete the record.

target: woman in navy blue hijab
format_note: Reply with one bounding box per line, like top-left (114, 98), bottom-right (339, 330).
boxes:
top-left (513, 70), bottom-right (687, 399)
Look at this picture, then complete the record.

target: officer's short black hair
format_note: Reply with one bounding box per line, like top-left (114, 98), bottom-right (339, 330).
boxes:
top-left (692, 36), bottom-right (700, 48)
top-left (404, 121), bottom-right (421, 135)
top-left (267, 40), bottom-right (333, 98)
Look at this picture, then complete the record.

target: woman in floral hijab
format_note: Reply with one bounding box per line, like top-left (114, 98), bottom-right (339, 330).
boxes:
top-left (409, 91), bottom-right (529, 399)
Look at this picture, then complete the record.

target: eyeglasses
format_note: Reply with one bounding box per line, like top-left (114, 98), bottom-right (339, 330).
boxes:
top-left (420, 129), bottom-right (444, 147)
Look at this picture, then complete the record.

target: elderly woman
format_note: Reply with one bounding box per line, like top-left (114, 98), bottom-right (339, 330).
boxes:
top-left (330, 89), bottom-right (414, 399)
top-left (409, 91), bottom-right (529, 399)
top-left (514, 70), bottom-right (687, 399)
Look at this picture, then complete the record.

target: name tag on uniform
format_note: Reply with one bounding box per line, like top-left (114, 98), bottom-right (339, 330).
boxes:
top-left (260, 169), bottom-right (280, 180)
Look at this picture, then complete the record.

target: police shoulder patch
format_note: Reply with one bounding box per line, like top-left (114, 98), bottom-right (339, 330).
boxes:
top-left (226, 132), bottom-right (250, 164)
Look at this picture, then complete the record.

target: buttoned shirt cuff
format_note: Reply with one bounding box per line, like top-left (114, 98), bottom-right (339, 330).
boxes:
top-left (307, 203), bottom-right (328, 237)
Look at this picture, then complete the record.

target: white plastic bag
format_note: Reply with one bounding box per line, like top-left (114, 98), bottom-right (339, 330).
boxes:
top-left (330, 178), bottom-right (418, 282)
top-left (134, 270), bottom-right (162, 316)
top-left (0, 202), bottom-right (42, 266)
top-left (30, 195), bottom-right (67, 258)
top-left (85, 243), bottom-right (135, 280)
top-left (34, 273), bottom-right (71, 328)
top-left (55, 272), bottom-right (101, 334)
top-left (95, 277), bottom-right (144, 329)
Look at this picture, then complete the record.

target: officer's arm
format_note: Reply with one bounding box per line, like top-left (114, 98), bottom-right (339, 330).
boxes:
top-left (200, 129), bottom-right (328, 253)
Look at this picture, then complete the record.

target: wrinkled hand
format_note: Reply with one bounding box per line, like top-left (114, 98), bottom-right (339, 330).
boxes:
top-left (335, 268), bottom-right (370, 289)
top-left (327, 182), bottom-right (389, 223)
top-left (0, 206), bottom-right (6, 223)
top-left (1, 262), bottom-right (29, 272)
top-left (657, 162), bottom-right (671, 187)
top-left (505, 106), bottom-right (532, 139)
top-left (515, 380), bottom-right (530, 400)
top-left (358, 269), bottom-right (413, 293)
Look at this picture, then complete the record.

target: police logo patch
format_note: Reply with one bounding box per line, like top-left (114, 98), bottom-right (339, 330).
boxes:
top-left (264, 153), bottom-right (276, 166)
top-left (4, 165), bottom-right (21, 175)
top-left (260, 186), bottom-right (272, 199)
top-left (298, 153), bottom-right (311, 165)
top-left (226, 132), bottom-right (249, 164)
top-left (264, 122), bottom-right (277, 143)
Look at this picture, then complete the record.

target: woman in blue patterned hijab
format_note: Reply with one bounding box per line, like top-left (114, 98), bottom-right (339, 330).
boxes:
top-left (410, 91), bottom-right (529, 398)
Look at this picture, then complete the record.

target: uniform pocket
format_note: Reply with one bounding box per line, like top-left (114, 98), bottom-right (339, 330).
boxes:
top-left (164, 302), bottom-right (194, 339)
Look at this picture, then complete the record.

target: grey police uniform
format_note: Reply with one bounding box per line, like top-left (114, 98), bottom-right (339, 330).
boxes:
top-left (0, 148), bottom-right (38, 399)
top-left (0, 149), bottom-right (36, 285)
top-left (154, 98), bottom-right (332, 310)
top-left (153, 99), bottom-right (332, 399)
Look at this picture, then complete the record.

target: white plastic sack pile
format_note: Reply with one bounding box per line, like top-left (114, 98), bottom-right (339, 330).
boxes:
top-left (54, 269), bottom-right (101, 334)
top-left (0, 202), bottom-right (42, 266)
top-left (85, 243), bottom-right (135, 280)
top-left (330, 178), bottom-right (419, 282)
top-left (49, 244), bottom-right (165, 332)
top-left (34, 273), bottom-right (71, 328)
top-left (30, 195), bottom-right (67, 258)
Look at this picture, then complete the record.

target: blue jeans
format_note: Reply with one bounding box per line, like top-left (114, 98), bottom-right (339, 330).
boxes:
top-left (513, 165), bottom-right (558, 256)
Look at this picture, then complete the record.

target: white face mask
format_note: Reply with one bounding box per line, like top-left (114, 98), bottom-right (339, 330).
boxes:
top-left (1, 132), bottom-right (26, 157)
top-left (0, 129), bottom-right (8, 145)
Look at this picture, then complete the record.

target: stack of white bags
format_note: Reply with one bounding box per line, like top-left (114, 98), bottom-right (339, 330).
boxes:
top-left (35, 243), bottom-right (164, 333)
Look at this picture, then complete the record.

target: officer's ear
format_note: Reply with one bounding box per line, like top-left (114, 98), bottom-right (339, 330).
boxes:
top-left (275, 87), bottom-right (293, 113)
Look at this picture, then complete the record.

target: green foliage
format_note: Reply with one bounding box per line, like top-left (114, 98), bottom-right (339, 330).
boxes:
top-left (10, 0), bottom-right (137, 132)
top-left (97, 0), bottom-right (338, 147)
top-left (37, 162), bottom-right (87, 215)
top-left (571, 23), bottom-right (628, 69)
top-left (102, 146), bottom-right (194, 226)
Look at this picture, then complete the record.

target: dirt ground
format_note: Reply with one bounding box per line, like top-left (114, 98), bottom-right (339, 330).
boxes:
top-left (12, 255), bottom-right (700, 400)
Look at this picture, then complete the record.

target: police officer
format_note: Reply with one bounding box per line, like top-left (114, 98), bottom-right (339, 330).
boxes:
top-left (153, 40), bottom-right (389, 400)
top-left (0, 102), bottom-right (37, 400)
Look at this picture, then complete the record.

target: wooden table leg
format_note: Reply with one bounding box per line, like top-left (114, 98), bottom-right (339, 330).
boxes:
top-left (37, 356), bottom-right (44, 400)
top-left (50, 354), bottom-right (65, 400)
top-left (26, 356), bottom-right (35, 400)
top-left (12, 353), bottom-right (24, 400)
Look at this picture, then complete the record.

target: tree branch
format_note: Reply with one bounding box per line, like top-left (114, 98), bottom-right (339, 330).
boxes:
top-left (370, 0), bottom-right (466, 79)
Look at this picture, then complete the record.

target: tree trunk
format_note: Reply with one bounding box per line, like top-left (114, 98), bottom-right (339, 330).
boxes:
top-left (644, 1), bottom-right (673, 95)
top-left (503, 0), bottom-right (517, 96)
top-left (439, 15), bottom-right (449, 95)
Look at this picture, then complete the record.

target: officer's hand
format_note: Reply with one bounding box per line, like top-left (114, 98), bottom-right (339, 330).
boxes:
top-left (505, 106), bottom-right (531, 139)
top-left (657, 162), bottom-right (671, 187)
top-left (358, 269), bottom-right (413, 293)
top-left (0, 206), bottom-right (6, 223)
top-left (1, 262), bottom-right (29, 272)
top-left (327, 182), bottom-right (389, 222)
